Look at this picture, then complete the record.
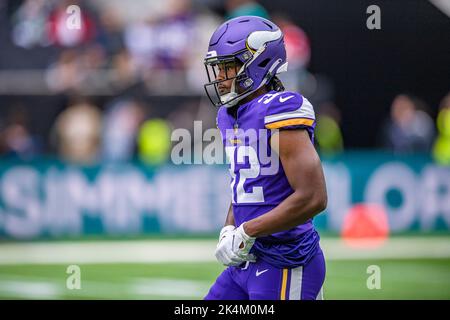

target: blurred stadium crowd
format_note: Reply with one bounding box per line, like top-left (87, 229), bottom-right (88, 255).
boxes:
top-left (0, 0), bottom-right (449, 165)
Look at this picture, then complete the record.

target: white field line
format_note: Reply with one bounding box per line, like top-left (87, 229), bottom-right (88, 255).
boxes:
top-left (0, 237), bottom-right (449, 265)
top-left (0, 275), bottom-right (209, 299)
top-left (0, 240), bottom-right (216, 265)
top-left (130, 278), bottom-right (211, 298)
top-left (0, 278), bottom-right (61, 299)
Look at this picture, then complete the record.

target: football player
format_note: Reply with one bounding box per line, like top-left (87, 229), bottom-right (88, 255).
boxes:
top-left (204, 16), bottom-right (327, 300)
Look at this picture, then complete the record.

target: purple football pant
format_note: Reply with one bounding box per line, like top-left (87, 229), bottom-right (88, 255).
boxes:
top-left (204, 248), bottom-right (325, 300)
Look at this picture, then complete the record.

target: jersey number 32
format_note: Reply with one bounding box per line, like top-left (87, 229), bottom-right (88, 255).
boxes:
top-left (226, 146), bottom-right (265, 204)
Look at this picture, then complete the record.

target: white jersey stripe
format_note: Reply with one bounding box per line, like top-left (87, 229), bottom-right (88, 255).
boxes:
top-left (288, 266), bottom-right (303, 300)
top-left (264, 98), bottom-right (315, 124)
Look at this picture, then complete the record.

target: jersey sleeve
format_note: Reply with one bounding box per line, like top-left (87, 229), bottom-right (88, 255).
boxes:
top-left (264, 92), bottom-right (316, 131)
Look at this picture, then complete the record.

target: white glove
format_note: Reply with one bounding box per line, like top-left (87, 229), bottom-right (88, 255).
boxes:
top-left (219, 225), bottom-right (235, 242)
top-left (215, 225), bottom-right (242, 266)
top-left (214, 224), bottom-right (256, 266)
top-left (232, 223), bottom-right (256, 259)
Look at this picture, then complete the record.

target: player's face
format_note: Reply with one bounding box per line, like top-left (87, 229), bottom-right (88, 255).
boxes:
top-left (215, 61), bottom-right (243, 95)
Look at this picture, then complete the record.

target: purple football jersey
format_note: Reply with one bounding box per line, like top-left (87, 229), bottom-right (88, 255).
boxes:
top-left (217, 90), bottom-right (321, 268)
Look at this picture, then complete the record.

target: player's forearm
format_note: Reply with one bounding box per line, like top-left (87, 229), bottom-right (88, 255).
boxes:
top-left (243, 190), bottom-right (326, 238)
top-left (224, 203), bottom-right (235, 227)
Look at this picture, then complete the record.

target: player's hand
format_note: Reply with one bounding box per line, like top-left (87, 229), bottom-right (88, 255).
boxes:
top-left (214, 224), bottom-right (256, 266)
top-left (232, 223), bottom-right (256, 260)
top-left (215, 225), bottom-right (242, 266)
top-left (218, 225), bottom-right (235, 243)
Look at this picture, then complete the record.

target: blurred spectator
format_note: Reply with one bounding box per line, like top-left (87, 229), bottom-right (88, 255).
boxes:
top-left (101, 98), bottom-right (145, 162)
top-left (137, 119), bottom-right (172, 166)
top-left (80, 44), bottom-right (106, 69)
top-left (7, 0), bottom-right (221, 95)
top-left (124, 17), bottom-right (159, 73)
top-left (124, 0), bottom-right (195, 81)
top-left (0, 105), bottom-right (41, 159)
top-left (155, 0), bottom-right (195, 70)
top-left (45, 49), bottom-right (85, 92)
top-left (122, 0), bottom-right (220, 95)
top-left (432, 92), bottom-right (450, 165)
top-left (47, 0), bottom-right (97, 47)
top-left (11, 0), bottom-right (53, 48)
top-left (52, 100), bottom-right (102, 164)
top-left (315, 102), bottom-right (344, 156)
top-left (380, 94), bottom-right (435, 153)
top-left (97, 6), bottom-right (125, 57)
top-left (110, 48), bottom-right (139, 91)
top-left (45, 45), bottom-right (107, 93)
top-left (225, 0), bottom-right (270, 19)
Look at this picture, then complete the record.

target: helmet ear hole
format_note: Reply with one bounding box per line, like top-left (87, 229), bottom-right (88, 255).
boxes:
top-left (258, 58), bottom-right (271, 68)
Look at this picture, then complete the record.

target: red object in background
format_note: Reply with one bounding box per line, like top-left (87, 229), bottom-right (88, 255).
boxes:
top-left (341, 203), bottom-right (390, 248)
top-left (47, 8), bottom-right (96, 47)
top-left (282, 24), bottom-right (311, 69)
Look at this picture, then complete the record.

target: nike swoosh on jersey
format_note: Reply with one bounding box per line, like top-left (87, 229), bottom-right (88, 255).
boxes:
top-left (256, 269), bottom-right (269, 277)
top-left (279, 95), bottom-right (295, 103)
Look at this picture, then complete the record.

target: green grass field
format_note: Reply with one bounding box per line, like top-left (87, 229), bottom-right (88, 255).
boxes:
top-left (0, 238), bottom-right (449, 299)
